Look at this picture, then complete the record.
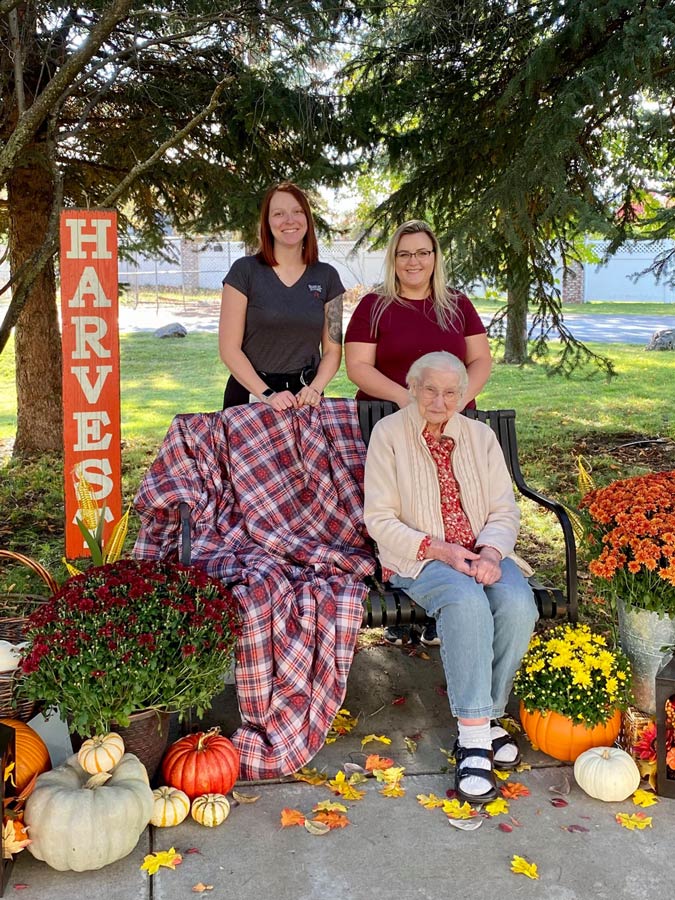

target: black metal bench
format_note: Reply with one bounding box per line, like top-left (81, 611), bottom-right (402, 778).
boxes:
top-left (179, 402), bottom-right (577, 626)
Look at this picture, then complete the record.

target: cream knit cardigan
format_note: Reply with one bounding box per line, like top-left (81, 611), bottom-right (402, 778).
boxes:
top-left (364, 403), bottom-right (531, 578)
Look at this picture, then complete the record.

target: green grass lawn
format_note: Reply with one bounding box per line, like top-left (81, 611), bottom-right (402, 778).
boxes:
top-left (1, 329), bottom-right (674, 623)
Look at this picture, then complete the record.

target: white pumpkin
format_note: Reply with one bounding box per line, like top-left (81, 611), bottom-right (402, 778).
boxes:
top-left (151, 785), bottom-right (190, 827)
top-left (77, 732), bottom-right (126, 774)
top-left (191, 793), bottom-right (231, 827)
top-left (0, 640), bottom-right (28, 672)
top-left (574, 745), bottom-right (641, 802)
top-left (24, 753), bottom-right (153, 871)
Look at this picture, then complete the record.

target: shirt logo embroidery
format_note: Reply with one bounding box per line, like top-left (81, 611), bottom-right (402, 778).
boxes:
top-left (308, 283), bottom-right (323, 299)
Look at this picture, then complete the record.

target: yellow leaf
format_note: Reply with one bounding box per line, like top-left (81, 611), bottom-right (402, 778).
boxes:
top-left (372, 766), bottom-right (406, 784)
top-left (632, 788), bottom-right (659, 808)
top-left (616, 813), bottom-right (652, 831)
top-left (312, 800), bottom-right (347, 813)
top-left (304, 819), bottom-right (331, 836)
top-left (361, 734), bottom-right (392, 749)
top-left (442, 799), bottom-right (477, 820)
top-left (439, 747), bottom-right (456, 766)
top-left (293, 767), bottom-right (328, 786)
top-left (328, 771), bottom-right (366, 801)
top-left (232, 790), bottom-right (260, 804)
top-left (494, 768), bottom-right (510, 781)
top-left (380, 783), bottom-right (406, 798)
top-left (510, 855), bottom-right (539, 880)
top-left (515, 761), bottom-right (532, 773)
top-left (3, 762), bottom-right (15, 786)
top-left (404, 737), bottom-right (417, 754)
top-left (326, 709), bottom-right (359, 742)
top-left (485, 797), bottom-right (510, 817)
top-left (348, 772), bottom-right (368, 785)
top-left (280, 808), bottom-right (306, 827)
top-left (416, 793), bottom-right (445, 809)
top-left (141, 848), bottom-right (182, 876)
top-left (636, 759), bottom-right (657, 791)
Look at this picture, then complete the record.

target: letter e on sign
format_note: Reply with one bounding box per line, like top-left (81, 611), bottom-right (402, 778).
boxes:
top-left (60, 211), bottom-right (121, 559)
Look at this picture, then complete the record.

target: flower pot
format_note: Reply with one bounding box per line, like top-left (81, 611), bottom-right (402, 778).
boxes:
top-left (616, 596), bottom-right (675, 716)
top-left (69, 709), bottom-right (171, 781)
top-left (519, 702), bottom-right (622, 763)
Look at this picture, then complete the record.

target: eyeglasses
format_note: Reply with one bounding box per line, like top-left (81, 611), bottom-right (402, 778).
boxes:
top-left (394, 249), bottom-right (434, 261)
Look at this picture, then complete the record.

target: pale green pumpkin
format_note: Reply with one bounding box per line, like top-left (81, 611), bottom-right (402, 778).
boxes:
top-left (25, 753), bottom-right (153, 871)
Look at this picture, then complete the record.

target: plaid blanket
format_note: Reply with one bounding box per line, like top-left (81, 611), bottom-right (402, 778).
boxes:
top-left (134, 399), bottom-right (375, 779)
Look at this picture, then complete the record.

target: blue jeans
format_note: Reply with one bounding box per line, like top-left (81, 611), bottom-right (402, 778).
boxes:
top-left (390, 558), bottom-right (538, 720)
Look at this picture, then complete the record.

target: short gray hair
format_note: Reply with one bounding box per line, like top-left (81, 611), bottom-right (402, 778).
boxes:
top-left (406, 351), bottom-right (468, 396)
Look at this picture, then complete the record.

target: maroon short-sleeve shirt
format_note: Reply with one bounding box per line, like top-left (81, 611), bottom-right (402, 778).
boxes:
top-left (344, 292), bottom-right (486, 403)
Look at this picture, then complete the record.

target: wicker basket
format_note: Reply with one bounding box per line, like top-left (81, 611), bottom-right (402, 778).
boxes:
top-left (0, 549), bottom-right (58, 721)
top-left (618, 705), bottom-right (654, 759)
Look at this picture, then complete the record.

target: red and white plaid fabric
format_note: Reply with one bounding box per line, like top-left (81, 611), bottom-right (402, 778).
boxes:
top-left (134, 399), bottom-right (375, 779)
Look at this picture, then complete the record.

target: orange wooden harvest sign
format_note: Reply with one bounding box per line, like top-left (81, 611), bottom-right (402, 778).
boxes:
top-left (60, 210), bottom-right (121, 559)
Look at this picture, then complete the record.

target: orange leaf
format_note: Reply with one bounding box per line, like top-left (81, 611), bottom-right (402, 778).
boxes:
top-left (280, 808), bottom-right (306, 827)
top-left (365, 754), bottom-right (395, 772)
top-left (312, 811), bottom-right (350, 829)
top-left (500, 782), bottom-right (531, 800)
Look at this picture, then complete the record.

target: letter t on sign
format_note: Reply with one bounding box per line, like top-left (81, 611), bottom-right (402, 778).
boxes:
top-left (60, 211), bottom-right (122, 560)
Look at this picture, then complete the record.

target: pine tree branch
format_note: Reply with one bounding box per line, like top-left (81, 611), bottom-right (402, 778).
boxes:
top-left (0, 0), bottom-right (135, 187)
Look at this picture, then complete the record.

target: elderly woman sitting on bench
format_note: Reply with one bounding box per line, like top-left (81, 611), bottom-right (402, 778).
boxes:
top-left (363, 351), bottom-right (538, 803)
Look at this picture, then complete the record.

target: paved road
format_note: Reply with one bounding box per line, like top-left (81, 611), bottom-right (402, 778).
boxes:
top-left (2, 303), bottom-right (675, 343)
top-left (101, 307), bottom-right (675, 344)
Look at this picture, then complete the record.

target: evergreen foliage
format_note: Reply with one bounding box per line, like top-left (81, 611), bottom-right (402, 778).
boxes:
top-left (342, 0), bottom-right (675, 370)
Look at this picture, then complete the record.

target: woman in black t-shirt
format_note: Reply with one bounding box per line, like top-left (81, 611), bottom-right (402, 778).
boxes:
top-left (219, 183), bottom-right (344, 410)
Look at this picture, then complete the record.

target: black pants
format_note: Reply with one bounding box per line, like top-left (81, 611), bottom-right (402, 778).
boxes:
top-left (223, 366), bottom-right (316, 409)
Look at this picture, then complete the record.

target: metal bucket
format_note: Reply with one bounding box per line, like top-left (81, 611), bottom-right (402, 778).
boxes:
top-left (616, 596), bottom-right (675, 716)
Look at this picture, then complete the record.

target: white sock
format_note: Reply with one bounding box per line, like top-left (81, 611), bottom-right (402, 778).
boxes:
top-left (491, 722), bottom-right (518, 764)
top-left (457, 721), bottom-right (493, 797)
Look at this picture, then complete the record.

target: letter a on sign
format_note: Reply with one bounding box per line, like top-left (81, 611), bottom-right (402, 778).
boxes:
top-left (60, 211), bottom-right (122, 559)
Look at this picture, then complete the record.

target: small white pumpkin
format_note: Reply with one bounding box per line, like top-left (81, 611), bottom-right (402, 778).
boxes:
top-left (151, 785), bottom-right (190, 827)
top-left (77, 732), bottom-right (126, 774)
top-left (574, 745), bottom-right (641, 802)
top-left (191, 793), bottom-right (231, 827)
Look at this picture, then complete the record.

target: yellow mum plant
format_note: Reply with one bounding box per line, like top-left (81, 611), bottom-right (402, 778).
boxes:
top-left (513, 624), bottom-right (632, 727)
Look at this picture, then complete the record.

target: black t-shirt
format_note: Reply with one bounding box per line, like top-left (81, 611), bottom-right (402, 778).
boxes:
top-left (223, 256), bottom-right (344, 372)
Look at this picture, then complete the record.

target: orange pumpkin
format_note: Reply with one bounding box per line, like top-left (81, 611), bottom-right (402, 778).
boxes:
top-left (161, 727), bottom-right (239, 800)
top-left (0, 718), bottom-right (52, 792)
top-left (519, 702), bottom-right (622, 763)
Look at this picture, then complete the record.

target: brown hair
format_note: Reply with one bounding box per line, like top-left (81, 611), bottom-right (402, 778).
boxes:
top-left (257, 182), bottom-right (318, 266)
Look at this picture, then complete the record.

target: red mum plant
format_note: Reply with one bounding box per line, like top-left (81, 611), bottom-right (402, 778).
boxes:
top-left (580, 470), bottom-right (675, 617)
top-left (16, 559), bottom-right (240, 736)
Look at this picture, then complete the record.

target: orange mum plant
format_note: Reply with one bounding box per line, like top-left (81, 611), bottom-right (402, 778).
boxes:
top-left (580, 470), bottom-right (675, 617)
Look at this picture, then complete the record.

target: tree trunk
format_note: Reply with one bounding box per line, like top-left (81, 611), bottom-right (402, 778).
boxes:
top-left (503, 256), bottom-right (530, 364)
top-left (9, 162), bottom-right (63, 455)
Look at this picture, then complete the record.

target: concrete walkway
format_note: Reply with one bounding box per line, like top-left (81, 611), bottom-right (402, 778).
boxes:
top-left (12, 641), bottom-right (675, 899)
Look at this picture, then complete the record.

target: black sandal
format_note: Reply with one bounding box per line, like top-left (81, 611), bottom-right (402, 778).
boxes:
top-left (490, 720), bottom-right (522, 771)
top-left (454, 743), bottom-right (498, 804)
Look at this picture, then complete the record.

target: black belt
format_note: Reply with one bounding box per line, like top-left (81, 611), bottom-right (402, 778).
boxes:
top-left (256, 365), bottom-right (316, 393)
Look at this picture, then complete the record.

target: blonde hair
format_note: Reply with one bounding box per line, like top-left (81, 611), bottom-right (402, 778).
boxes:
top-left (370, 221), bottom-right (461, 335)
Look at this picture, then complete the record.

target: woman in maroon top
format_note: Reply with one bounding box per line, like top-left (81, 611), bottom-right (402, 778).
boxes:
top-left (344, 220), bottom-right (491, 410)
top-left (345, 220), bottom-right (493, 646)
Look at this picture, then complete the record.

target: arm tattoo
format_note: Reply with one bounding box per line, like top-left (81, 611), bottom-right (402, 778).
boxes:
top-left (325, 294), bottom-right (343, 345)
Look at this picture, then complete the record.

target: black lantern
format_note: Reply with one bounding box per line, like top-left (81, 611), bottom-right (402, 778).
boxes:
top-left (655, 657), bottom-right (675, 799)
top-left (0, 721), bottom-right (17, 896)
